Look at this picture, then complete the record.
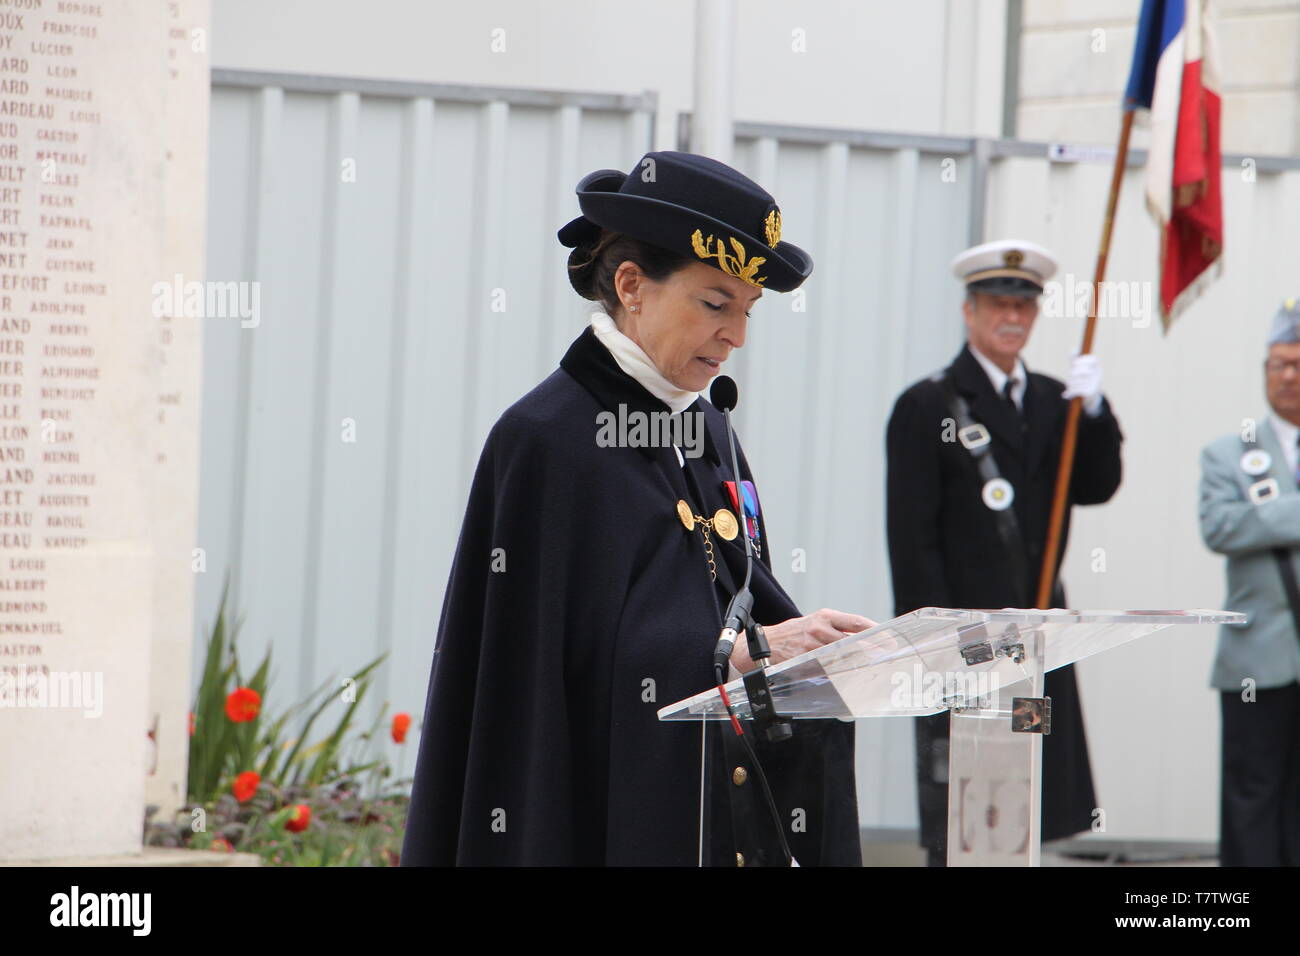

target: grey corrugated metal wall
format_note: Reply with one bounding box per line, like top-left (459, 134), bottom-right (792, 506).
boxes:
top-left (197, 72), bottom-right (975, 825)
top-left (198, 69), bottom-right (1300, 840)
top-left (198, 71), bottom-right (657, 784)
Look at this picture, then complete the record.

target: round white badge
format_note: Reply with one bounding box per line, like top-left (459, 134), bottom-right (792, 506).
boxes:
top-left (1241, 449), bottom-right (1272, 476)
top-left (982, 478), bottom-right (1015, 511)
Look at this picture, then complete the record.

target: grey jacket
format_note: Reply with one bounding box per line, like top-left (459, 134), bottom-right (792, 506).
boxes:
top-left (1199, 416), bottom-right (1300, 690)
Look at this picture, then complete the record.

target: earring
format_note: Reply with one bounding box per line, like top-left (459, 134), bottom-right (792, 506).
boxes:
top-left (629, 305), bottom-right (639, 312)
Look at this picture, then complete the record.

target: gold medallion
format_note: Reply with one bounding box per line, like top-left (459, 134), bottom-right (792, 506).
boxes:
top-left (712, 507), bottom-right (738, 541)
top-left (676, 499), bottom-right (695, 531)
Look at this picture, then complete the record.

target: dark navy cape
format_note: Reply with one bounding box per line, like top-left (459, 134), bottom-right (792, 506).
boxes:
top-left (400, 327), bottom-right (860, 866)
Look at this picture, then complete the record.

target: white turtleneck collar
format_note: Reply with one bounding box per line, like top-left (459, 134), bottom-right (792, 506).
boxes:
top-left (589, 312), bottom-right (701, 415)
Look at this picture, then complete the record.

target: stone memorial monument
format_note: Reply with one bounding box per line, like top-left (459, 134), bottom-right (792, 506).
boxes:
top-left (0, 0), bottom-right (208, 861)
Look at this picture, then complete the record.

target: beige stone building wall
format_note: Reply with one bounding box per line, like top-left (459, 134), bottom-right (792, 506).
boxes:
top-left (1017, 0), bottom-right (1300, 156)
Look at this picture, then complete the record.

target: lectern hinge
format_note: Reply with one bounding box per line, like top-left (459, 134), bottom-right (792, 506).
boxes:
top-left (956, 622), bottom-right (993, 666)
top-left (1011, 696), bottom-right (1051, 735)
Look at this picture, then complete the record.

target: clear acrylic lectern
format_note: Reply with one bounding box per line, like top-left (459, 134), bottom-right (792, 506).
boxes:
top-left (659, 607), bottom-right (1244, 866)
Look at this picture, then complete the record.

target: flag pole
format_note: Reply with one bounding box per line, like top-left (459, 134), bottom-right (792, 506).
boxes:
top-left (1034, 107), bottom-right (1136, 608)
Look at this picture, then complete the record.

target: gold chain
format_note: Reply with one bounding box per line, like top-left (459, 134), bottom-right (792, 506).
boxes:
top-left (675, 498), bottom-right (729, 583)
top-left (694, 516), bottom-right (717, 581)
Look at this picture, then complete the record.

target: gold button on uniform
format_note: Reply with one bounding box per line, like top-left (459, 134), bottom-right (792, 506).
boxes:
top-left (732, 766), bottom-right (748, 786)
top-left (676, 499), bottom-right (695, 531)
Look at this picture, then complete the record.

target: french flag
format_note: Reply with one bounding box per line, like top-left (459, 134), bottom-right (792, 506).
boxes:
top-left (1124, 0), bottom-right (1223, 327)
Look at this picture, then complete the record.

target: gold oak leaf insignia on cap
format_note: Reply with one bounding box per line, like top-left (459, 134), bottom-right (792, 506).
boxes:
top-left (764, 208), bottom-right (781, 248)
top-left (690, 229), bottom-right (767, 288)
top-left (1002, 249), bottom-right (1024, 269)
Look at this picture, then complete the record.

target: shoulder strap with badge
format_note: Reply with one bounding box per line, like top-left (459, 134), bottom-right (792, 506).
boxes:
top-left (1239, 437), bottom-right (1300, 644)
top-left (933, 371), bottom-right (1031, 606)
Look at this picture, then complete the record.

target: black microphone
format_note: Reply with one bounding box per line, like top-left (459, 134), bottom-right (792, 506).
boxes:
top-left (709, 374), bottom-right (739, 414)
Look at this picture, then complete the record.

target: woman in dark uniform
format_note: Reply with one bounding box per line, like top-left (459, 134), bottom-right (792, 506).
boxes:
top-left (400, 150), bottom-right (872, 866)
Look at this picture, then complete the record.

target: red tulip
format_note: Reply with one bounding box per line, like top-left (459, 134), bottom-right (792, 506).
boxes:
top-left (285, 804), bottom-right (311, 833)
top-left (391, 712), bottom-right (412, 744)
top-left (225, 687), bottom-right (261, 723)
top-left (210, 837), bottom-right (234, 853)
top-left (188, 711), bottom-right (195, 737)
top-left (232, 770), bottom-right (260, 802)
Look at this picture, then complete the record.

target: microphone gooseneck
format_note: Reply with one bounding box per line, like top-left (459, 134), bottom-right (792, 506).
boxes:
top-left (705, 374), bottom-right (795, 865)
top-left (710, 376), bottom-right (756, 672)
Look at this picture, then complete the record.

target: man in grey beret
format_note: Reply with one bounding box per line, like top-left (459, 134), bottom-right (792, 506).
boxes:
top-left (1198, 298), bottom-right (1300, 866)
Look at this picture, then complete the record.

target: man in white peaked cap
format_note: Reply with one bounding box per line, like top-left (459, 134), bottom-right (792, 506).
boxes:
top-left (885, 238), bottom-right (1125, 865)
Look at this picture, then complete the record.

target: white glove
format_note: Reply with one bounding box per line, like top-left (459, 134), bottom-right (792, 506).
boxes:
top-left (1062, 353), bottom-right (1104, 416)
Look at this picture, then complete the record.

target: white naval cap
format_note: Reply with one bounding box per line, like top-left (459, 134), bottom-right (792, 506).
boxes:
top-left (1266, 298), bottom-right (1300, 346)
top-left (952, 238), bottom-right (1058, 298)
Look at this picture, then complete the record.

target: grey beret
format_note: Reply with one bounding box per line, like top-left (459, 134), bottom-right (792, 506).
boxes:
top-left (1267, 298), bottom-right (1300, 346)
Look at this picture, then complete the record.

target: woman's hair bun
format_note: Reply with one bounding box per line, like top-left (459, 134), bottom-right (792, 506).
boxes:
top-left (566, 238), bottom-right (601, 300)
top-left (565, 230), bottom-right (692, 316)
